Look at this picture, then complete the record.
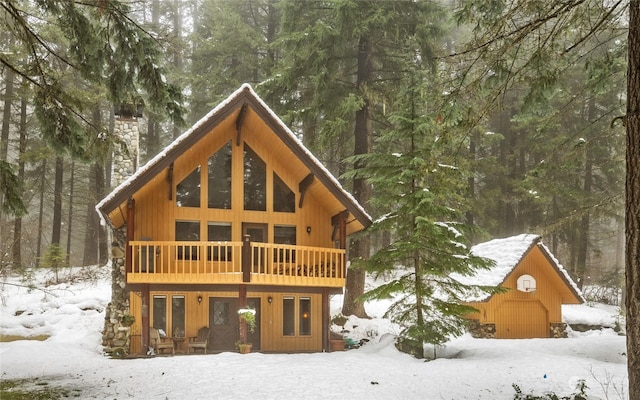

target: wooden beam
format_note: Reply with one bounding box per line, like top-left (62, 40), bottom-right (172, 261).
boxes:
top-left (322, 287), bottom-right (329, 352)
top-left (298, 173), bottom-right (314, 208)
top-left (242, 234), bottom-right (251, 283)
top-left (126, 198), bottom-right (135, 274)
top-left (141, 284), bottom-right (150, 351)
top-left (235, 103), bottom-right (248, 146)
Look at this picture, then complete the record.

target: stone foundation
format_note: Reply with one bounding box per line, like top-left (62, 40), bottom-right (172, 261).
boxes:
top-left (550, 322), bottom-right (568, 338)
top-left (467, 320), bottom-right (496, 338)
top-left (102, 228), bottom-right (131, 356)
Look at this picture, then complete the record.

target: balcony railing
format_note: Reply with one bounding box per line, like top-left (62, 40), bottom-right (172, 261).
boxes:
top-left (127, 239), bottom-right (346, 287)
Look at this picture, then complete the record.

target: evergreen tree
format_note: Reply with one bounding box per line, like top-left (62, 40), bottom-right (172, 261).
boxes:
top-left (270, 0), bottom-right (447, 317)
top-left (1, 0), bottom-right (185, 211)
top-left (189, 0), bottom-right (279, 123)
top-left (352, 70), bottom-right (498, 358)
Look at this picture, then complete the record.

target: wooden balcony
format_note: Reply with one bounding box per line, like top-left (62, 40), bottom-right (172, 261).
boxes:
top-left (127, 239), bottom-right (346, 287)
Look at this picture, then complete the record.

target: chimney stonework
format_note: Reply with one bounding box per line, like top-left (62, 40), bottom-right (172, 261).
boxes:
top-left (111, 118), bottom-right (140, 187)
top-left (102, 115), bottom-right (141, 357)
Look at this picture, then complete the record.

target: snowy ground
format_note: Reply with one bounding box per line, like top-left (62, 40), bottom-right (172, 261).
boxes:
top-left (0, 266), bottom-right (629, 399)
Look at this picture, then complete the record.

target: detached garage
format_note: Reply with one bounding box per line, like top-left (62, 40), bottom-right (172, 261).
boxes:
top-left (461, 234), bottom-right (584, 339)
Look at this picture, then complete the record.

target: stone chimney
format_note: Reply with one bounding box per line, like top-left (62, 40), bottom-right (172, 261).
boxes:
top-left (102, 103), bottom-right (142, 358)
top-left (111, 107), bottom-right (141, 187)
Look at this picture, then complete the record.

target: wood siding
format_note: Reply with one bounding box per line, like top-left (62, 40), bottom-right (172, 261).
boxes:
top-left (130, 111), bottom-right (340, 249)
top-left (128, 289), bottom-right (323, 353)
top-left (466, 246), bottom-right (578, 339)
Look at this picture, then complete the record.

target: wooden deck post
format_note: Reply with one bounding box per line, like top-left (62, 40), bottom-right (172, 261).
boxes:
top-left (141, 284), bottom-right (149, 351)
top-left (242, 234), bottom-right (251, 283)
top-left (322, 288), bottom-right (329, 352)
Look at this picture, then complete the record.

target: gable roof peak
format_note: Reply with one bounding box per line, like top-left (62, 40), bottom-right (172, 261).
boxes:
top-left (96, 84), bottom-right (372, 232)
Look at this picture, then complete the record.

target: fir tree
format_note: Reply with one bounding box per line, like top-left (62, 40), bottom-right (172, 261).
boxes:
top-left (352, 69), bottom-right (499, 358)
top-left (1, 0), bottom-right (185, 213)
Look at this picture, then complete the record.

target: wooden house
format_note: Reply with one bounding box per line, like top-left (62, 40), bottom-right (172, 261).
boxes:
top-left (97, 84), bottom-right (371, 354)
top-left (460, 234), bottom-right (584, 339)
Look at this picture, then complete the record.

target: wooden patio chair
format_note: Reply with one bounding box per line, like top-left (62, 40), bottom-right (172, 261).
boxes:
top-left (188, 326), bottom-right (210, 354)
top-left (150, 327), bottom-right (174, 356)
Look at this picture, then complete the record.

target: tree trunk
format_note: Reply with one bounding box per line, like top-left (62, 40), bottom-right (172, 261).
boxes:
top-left (172, 0), bottom-right (183, 139)
top-left (342, 34), bottom-right (372, 318)
top-left (575, 99), bottom-right (596, 290)
top-left (51, 157), bottom-right (64, 246)
top-left (625, 2), bottom-right (640, 397)
top-left (65, 162), bottom-right (75, 266)
top-left (83, 107), bottom-right (103, 267)
top-left (0, 68), bottom-right (15, 240)
top-left (35, 159), bottom-right (46, 268)
top-left (11, 92), bottom-right (27, 270)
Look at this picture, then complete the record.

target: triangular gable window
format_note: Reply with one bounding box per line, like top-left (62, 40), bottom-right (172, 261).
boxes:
top-left (176, 166), bottom-right (200, 208)
top-left (273, 173), bottom-right (295, 213)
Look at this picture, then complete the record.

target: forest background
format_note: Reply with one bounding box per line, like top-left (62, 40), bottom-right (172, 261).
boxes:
top-left (0, 0), bottom-right (627, 308)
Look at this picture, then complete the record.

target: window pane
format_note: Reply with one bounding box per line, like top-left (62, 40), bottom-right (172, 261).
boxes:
top-left (274, 226), bottom-right (296, 245)
top-left (299, 297), bottom-right (311, 336)
top-left (244, 144), bottom-right (266, 211)
top-left (152, 295), bottom-right (167, 334)
top-left (208, 222), bottom-right (232, 261)
top-left (172, 295), bottom-right (185, 337)
top-left (213, 301), bottom-right (229, 326)
top-left (177, 166), bottom-right (201, 207)
top-left (176, 221), bottom-right (200, 260)
top-left (283, 297), bottom-right (295, 336)
top-left (273, 173), bottom-right (295, 212)
top-left (274, 226), bottom-right (296, 262)
top-left (208, 142), bottom-right (232, 209)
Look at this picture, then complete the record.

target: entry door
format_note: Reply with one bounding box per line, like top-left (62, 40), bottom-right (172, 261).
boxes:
top-left (247, 298), bottom-right (261, 350)
top-left (209, 297), bottom-right (261, 351)
top-left (209, 298), bottom-right (238, 351)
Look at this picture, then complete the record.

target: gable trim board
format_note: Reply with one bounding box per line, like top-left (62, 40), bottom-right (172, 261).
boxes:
top-left (96, 84), bottom-right (372, 232)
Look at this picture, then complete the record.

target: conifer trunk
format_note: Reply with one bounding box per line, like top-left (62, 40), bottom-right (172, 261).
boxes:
top-left (51, 157), bottom-right (64, 247)
top-left (625, 1), bottom-right (640, 397)
top-left (343, 34), bottom-right (372, 318)
top-left (12, 93), bottom-right (27, 269)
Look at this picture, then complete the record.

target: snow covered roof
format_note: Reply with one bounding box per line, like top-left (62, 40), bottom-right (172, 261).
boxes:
top-left (96, 84), bottom-right (372, 232)
top-left (456, 233), bottom-right (584, 303)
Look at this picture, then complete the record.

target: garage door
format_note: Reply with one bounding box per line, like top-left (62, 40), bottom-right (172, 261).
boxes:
top-left (496, 300), bottom-right (548, 339)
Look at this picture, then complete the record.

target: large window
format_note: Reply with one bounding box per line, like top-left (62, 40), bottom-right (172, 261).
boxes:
top-left (176, 220), bottom-right (200, 260)
top-left (282, 296), bottom-right (311, 336)
top-left (152, 295), bottom-right (185, 338)
top-left (208, 222), bottom-right (232, 261)
top-left (273, 173), bottom-right (295, 212)
top-left (176, 166), bottom-right (201, 207)
top-left (299, 297), bottom-right (311, 336)
top-left (152, 295), bottom-right (167, 334)
top-left (283, 297), bottom-right (295, 336)
top-left (172, 295), bottom-right (185, 337)
top-left (243, 144), bottom-right (266, 211)
top-left (208, 142), bottom-right (232, 209)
